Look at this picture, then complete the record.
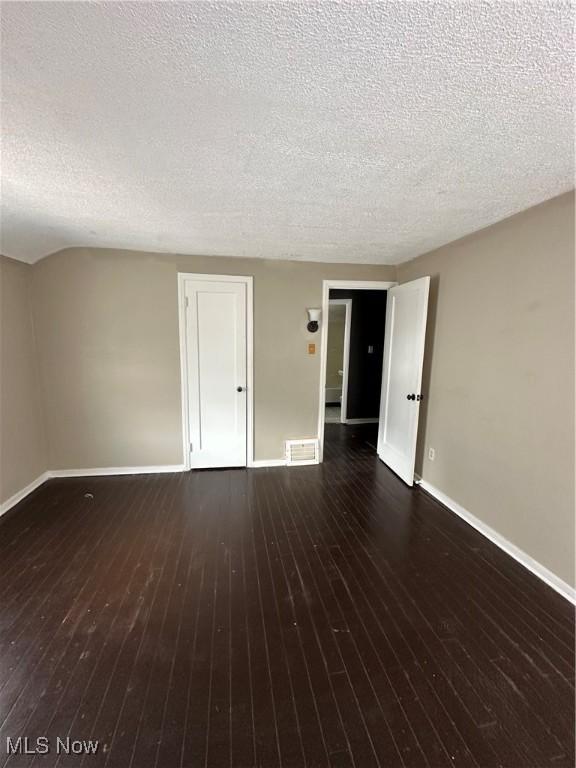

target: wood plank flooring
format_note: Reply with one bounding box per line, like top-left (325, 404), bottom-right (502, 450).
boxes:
top-left (0, 423), bottom-right (573, 767)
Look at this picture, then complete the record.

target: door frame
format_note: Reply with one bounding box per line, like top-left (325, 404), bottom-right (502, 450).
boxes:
top-left (318, 280), bottom-right (396, 461)
top-left (178, 272), bottom-right (254, 470)
top-left (326, 299), bottom-right (352, 422)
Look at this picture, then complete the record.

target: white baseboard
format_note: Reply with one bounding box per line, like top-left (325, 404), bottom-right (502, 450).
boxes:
top-left (249, 459), bottom-right (287, 468)
top-left (344, 418), bottom-right (379, 424)
top-left (0, 471), bottom-right (52, 518)
top-left (419, 480), bottom-right (576, 605)
top-left (50, 465), bottom-right (185, 478)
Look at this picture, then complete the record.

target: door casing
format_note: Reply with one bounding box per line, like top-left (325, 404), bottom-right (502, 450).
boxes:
top-left (318, 280), bottom-right (396, 461)
top-left (178, 273), bottom-right (254, 470)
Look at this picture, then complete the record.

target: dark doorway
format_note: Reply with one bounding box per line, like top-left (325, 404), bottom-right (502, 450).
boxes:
top-left (324, 288), bottom-right (387, 450)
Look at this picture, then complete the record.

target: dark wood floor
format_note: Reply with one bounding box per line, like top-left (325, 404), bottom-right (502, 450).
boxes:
top-left (0, 424), bottom-right (574, 768)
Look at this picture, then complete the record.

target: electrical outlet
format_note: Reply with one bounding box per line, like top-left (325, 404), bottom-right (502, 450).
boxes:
top-left (428, 447), bottom-right (435, 461)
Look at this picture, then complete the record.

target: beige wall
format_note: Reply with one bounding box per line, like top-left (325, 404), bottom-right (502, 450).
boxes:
top-left (398, 192), bottom-right (575, 586)
top-left (0, 256), bottom-right (47, 504)
top-left (326, 305), bottom-right (346, 390)
top-left (31, 249), bottom-right (395, 468)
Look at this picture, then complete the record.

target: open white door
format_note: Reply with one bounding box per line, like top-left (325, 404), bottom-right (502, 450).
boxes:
top-left (184, 278), bottom-right (247, 468)
top-left (377, 276), bottom-right (430, 485)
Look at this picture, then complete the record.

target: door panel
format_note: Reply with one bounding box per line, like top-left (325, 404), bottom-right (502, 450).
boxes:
top-left (377, 277), bottom-right (430, 485)
top-left (185, 279), bottom-right (247, 468)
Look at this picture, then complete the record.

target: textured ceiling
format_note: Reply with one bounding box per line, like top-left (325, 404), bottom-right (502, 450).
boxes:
top-left (1, 1), bottom-right (574, 265)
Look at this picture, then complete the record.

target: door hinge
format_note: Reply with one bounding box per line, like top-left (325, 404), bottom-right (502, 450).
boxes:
top-left (189, 441), bottom-right (193, 453)
top-left (185, 296), bottom-right (189, 308)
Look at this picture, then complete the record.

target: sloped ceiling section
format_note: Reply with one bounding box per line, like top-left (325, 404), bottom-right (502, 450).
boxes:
top-left (1, 1), bottom-right (574, 264)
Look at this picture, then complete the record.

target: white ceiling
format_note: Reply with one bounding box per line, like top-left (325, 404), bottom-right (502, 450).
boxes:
top-left (1, 1), bottom-right (574, 265)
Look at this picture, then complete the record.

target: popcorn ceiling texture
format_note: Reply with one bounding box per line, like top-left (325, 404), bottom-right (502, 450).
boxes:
top-left (1, 1), bottom-right (574, 264)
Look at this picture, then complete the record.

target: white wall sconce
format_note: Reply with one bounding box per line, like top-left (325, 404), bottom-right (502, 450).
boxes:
top-left (307, 308), bottom-right (321, 333)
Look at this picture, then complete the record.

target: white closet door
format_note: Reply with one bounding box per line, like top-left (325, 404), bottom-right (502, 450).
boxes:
top-left (185, 279), bottom-right (247, 468)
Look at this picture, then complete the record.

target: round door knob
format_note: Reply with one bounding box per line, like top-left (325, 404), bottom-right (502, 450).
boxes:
top-left (236, 386), bottom-right (245, 392)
